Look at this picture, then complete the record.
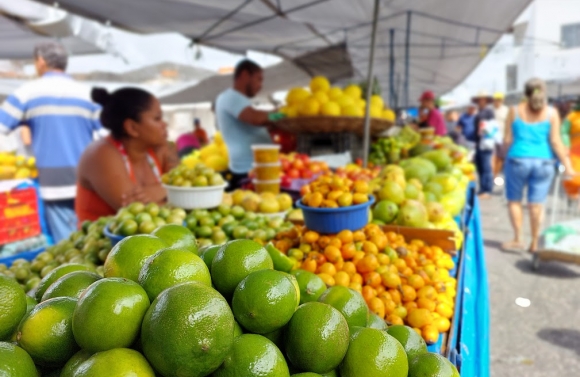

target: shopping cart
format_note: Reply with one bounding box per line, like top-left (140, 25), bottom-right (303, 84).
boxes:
top-left (533, 165), bottom-right (580, 270)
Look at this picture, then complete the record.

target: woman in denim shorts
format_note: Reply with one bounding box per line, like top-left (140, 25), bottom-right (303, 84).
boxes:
top-left (502, 78), bottom-right (575, 253)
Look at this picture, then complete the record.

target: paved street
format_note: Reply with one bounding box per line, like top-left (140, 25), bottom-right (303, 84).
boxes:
top-left (481, 192), bottom-right (580, 376)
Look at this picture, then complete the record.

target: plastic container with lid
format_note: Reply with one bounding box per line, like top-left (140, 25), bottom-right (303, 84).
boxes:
top-left (252, 144), bottom-right (281, 164)
top-left (253, 162), bottom-right (281, 181)
top-left (253, 179), bottom-right (281, 194)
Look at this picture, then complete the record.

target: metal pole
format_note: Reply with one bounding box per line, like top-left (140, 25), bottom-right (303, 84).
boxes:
top-left (404, 11), bottom-right (412, 107)
top-left (389, 28), bottom-right (395, 109)
top-left (362, 0), bottom-right (380, 167)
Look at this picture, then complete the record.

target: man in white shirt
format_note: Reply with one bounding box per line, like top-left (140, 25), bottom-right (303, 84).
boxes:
top-left (493, 92), bottom-right (509, 183)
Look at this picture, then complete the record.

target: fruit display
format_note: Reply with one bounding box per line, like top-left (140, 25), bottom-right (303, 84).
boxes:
top-left (334, 162), bottom-right (381, 182)
top-left (273, 223), bottom-right (457, 345)
top-left (0, 152), bottom-right (37, 180)
top-left (161, 162), bottom-right (225, 187)
top-left (0, 227), bottom-right (459, 376)
top-left (279, 153), bottom-right (330, 183)
top-left (0, 217), bottom-right (111, 292)
top-left (300, 174), bottom-right (371, 208)
top-left (368, 126), bottom-right (422, 165)
top-left (281, 76), bottom-right (395, 121)
top-left (182, 132), bottom-right (229, 172)
top-left (227, 189), bottom-right (293, 214)
top-left (108, 202), bottom-right (187, 237)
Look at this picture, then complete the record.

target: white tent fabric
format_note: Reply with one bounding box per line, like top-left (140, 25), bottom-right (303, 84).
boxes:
top-left (32, 0), bottom-right (532, 105)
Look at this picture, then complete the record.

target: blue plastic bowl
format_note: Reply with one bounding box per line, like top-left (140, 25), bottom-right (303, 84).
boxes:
top-left (103, 225), bottom-right (126, 247)
top-left (296, 195), bottom-right (375, 234)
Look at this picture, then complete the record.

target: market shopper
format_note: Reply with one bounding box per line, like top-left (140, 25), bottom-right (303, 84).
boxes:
top-left (457, 104), bottom-right (477, 150)
top-left (0, 42), bottom-right (102, 242)
top-left (215, 60), bottom-right (277, 190)
top-left (76, 88), bottom-right (179, 223)
top-left (502, 78), bottom-right (574, 253)
top-left (417, 91), bottom-right (446, 136)
top-left (492, 92), bottom-right (509, 183)
top-left (472, 91), bottom-right (496, 199)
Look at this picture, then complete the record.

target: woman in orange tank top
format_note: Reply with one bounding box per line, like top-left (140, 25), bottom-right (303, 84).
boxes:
top-left (76, 87), bottom-right (179, 223)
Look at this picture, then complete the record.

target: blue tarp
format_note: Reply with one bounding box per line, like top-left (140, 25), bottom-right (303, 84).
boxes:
top-left (453, 185), bottom-right (490, 376)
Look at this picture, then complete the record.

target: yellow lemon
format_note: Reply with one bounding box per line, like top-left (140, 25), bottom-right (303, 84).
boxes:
top-left (341, 105), bottom-right (363, 117)
top-left (320, 102), bottom-right (341, 116)
top-left (286, 88), bottom-right (311, 106)
top-left (382, 109), bottom-right (396, 121)
top-left (335, 96), bottom-right (355, 108)
top-left (328, 87), bottom-right (343, 100)
top-left (298, 97), bottom-right (321, 116)
top-left (370, 95), bottom-right (384, 109)
top-left (309, 76), bottom-right (330, 93)
top-left (343, 84), bottom-right (362, 99)
top-left (312, 91), bottom-right (329, 105)
top-left (370, 105), bottom-right (383, 118)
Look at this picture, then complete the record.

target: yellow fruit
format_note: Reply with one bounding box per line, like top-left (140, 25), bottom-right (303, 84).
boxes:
top-left (276, 193), bottom-right (293, 211)
top-left (320, 101), bottom-right (341, 116)
top-left (328, 87), bottom-right (343, 100)
top-left (421, 324), bottom-right (440, 344)
top-left (336, 96), bottom-right (355, 108)
top-left (280, 106), bottom-right (298, 118)
top-left (14, 168), bottom-right (31, 179)
top-left (204, 155), bottom-right (228, 172)
top-left (434, 317), bottom-right (451, 332)
top-left (342, 105), bottom-right (363, 117)
top-left (343, 84), bottom-right (362, 99)
top-left (407, 308), bottom-right (433, 329)
top-left (312, 91), bottom-right (329, 105)
top-left (298, 98), bottom-right (321, 116)
top-left (370, 95), bottom-right (384, 109)
top-left (382, 109), bottom-right (395, 121)
top-left (286, 88), bottom-right (311, 106)
top-left (370, 106), bottom-right (382, 118)
top-left (310, 76), bottom-right (330, 93)
top-left (356, 98), bottom-right (367, 108)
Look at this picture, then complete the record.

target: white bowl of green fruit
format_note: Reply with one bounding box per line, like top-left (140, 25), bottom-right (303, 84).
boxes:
top-left (162, 164), bottom-right (228, 209)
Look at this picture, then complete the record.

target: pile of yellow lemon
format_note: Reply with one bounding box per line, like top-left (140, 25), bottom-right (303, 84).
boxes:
top-left (281, 76), bottom-right (395, 122)
top-left (0, 152), bottom-right (37, 180)
top-left (182, 132), bottom-right (229, 172)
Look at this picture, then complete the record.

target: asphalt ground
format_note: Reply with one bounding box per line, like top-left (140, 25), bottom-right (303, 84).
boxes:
top-left (480, 189), bottom-right (580, 376)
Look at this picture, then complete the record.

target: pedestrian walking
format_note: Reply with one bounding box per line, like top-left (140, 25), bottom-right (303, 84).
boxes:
top-left (0, 42), bottom-right (102, 242)
top-left (472, 91), bottom-right (496, 199)
top-left (502, 78), bottom-right (574, 253)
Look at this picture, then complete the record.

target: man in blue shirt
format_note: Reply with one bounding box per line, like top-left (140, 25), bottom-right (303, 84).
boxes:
top-left (215, 60), bottom-right (276, 190)
top-left (472, 91), bottom-right (496, 199)
top-left (457, 104), bottom-right (477, 149)
top-left (0, 42), bottom-right (102, 242)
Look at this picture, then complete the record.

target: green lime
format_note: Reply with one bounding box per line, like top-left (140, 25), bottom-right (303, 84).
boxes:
top-left (185, 217), bottom-right (198, 231)
top-left (285, 302), bottom-right (349, 374)
top-left (72, 278), bottom-right (149, 352)
top-left (199, 245), bottom-right (221, 269)
top-left (318, 286), bottom-right (369, 328)
top-left (24, 296), bottom-right (37, 317)
top-left (339, 327), bottom-right (408, 377)
top-left (386, 325), bottom-right (427, 366)
top-left (408, 352), bottom-right (459, 377)
top-left (138, 248), bottom-right (211, 301)
top-left (196, 225), bottom-right (213, 239)
top-left (73, 348), bottom-right (155, 376)
top-left (118, 219), bottom-right (139, 236)
top-left (266, 243), bottom-right (294, 273)
top-left (292, 374), bottom-right (321, 377)
top-left (104, 234), bottom-right (166, 282)
top-left (138, 220), bottom-right (157, 234)
top-left (0, 275), bottom-right (27, 340)
top-left (17, 297), bottom-right (78, 367)
top-left (145, 202), bottom-right (160, 217)
top-left (291, 270), bottom-right (326, 304)
top-left (141, 282), bottom-right (235, 377)
top-left (213, 334), bottom-right (289, 377)
top-left (152, 224), bottom-right (198, 254)
top-left (211, 240), bottom-right (273, 300)
top-left (233, 321), bottom-right (244, 338)
top-left (158, 207), bottom-right (171, 219)
top-left (367, 312), bottom-right (388, 330)
top-left (35, 264), bottom-right (91, 301)
top-left (232, 225), bottom-right (248, 239)
top-left (135, 212), bottom-right (153, 224)
top-left (128, 202), bottom-right (146, 215)
top-left (60, 349), bottom-right (92, 377)
top-left (198, 217), bottom-right (215, 227)
top-left (41, 271), bottom-right (101, 301)
top-left (262, 327), bottom-right (284, 349)
top-left (232, 270), bottom-right (298, 334)
top-left (0, 341), bottom-right (38, 376)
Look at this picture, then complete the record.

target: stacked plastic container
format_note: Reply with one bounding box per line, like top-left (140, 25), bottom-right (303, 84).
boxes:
top-left (251, 144), bottom-right (281, 194)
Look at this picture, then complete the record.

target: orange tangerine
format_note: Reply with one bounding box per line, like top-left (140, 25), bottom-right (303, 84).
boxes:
top-left (327, 190), bottom-right (344, 201)
top-left (353, 230), bottom-right (366, 242)
top-left (349, 282), bottom-right (362, 292)
top-left (404, 301), bottom-right (418, 313)
top-left (382, 298), bottom-right (397, 315)
top-left (393, 305), bottom-right (408, 319)
top-left (386, 314), bottom-right (404, 326)
top-left (361, 285), bottom-right (376, 302)
top-left (422, 324), bottom-right (440, 344)
top-left (334, 271), bottom-right (351, 287)
top-left (400, 285), bottom-right (417, 302)
top-left (303, 230), bottom-right (320, 244)
top-left (368, 297), bottom-right (386, 318)
top-left (389, 289), bottom-right (402, 305)
top-left (323, 245), bottom-right (342, 263)
top-left (341, 243), bottom-right (357, 260)
top-left (301, 259), bottom-right (317, 273)
top-left (380, 271), bottom-right (401, 289)
top-left (374, 285), bottom-right (386, 296)
top-left (317, 273), bottom-right (335, 287)
top-left (407, 308), bottom-right (433, 329)
top-left (362, 241), bottom-right (379, 255)
top-left (417, 285), bottom-right (437, 300)
top-left (408, 274), bottom-right (425, 290)
top-left (342, 261), bottom-right (357, 275)
top-left (318, 236), bottom-right (331, 249)
top-left (416, 298), bottom-right (436, 312)
top-left (436, 303), bottom-right (453, 319)
top-left (434, 317), bottom-right (451, 333)
top-left (328, 238), bottom-right (343, 249)
top-left (308, 192), bottom-right (323, 207)
top-left (356, 254), bottom-right (379, 273)
top-left (351, 273), bottom-right (363, 284)
top-left (369, 234), bottom-right (388, 251)
top-left (318, 262), bottom-right (337, 276)
top-left (337, 229), bottom-right (354, 244)
top-left (363, 272), bottom-right (381, 288)
top-left (334, 258), bottom-right (344, 271)
top-left (377, 253), bottom-right (390, 265)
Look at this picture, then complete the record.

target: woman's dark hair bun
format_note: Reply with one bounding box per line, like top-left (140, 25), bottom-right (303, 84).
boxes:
top-left (91, 87), bottom-right (111, 106)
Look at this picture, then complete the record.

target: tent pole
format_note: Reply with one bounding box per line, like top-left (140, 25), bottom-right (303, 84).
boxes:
top-left (389, 28), bottom-right (395, 109)
top-left (362, 0), bottom-right (380, 168)
top-left (404, 11), bottom-right (412, 108)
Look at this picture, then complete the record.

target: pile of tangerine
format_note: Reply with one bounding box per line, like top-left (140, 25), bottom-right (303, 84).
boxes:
top-left (274, 223), bottom-right (457, 344)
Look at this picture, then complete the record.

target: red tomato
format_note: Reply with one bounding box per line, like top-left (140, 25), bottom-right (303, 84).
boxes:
top-left (281, 175), bottom-right (292, 188)
top-left (288, 169), bottom-right (301, 179)
top-left (281, 159), bottom-right (291, 172)
top-left (292, 159), bottom-right (305, 171)
top-left (301, 169), bottom-right (313, 179)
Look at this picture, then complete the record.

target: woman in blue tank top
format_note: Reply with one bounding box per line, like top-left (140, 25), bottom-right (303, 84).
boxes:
top-left (502, 78), bottom-right (574, 253)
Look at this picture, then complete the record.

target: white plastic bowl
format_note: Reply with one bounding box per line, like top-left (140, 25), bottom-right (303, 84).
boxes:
top-left (163, 183), bottom-right (227, 209)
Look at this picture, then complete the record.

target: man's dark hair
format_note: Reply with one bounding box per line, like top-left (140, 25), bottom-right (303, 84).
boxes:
top-left (234, 59), bottom-right (262, 79)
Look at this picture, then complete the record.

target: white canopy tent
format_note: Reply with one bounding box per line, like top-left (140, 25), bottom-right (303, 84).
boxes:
top-left (32, 0), bottom-right (532, 107)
